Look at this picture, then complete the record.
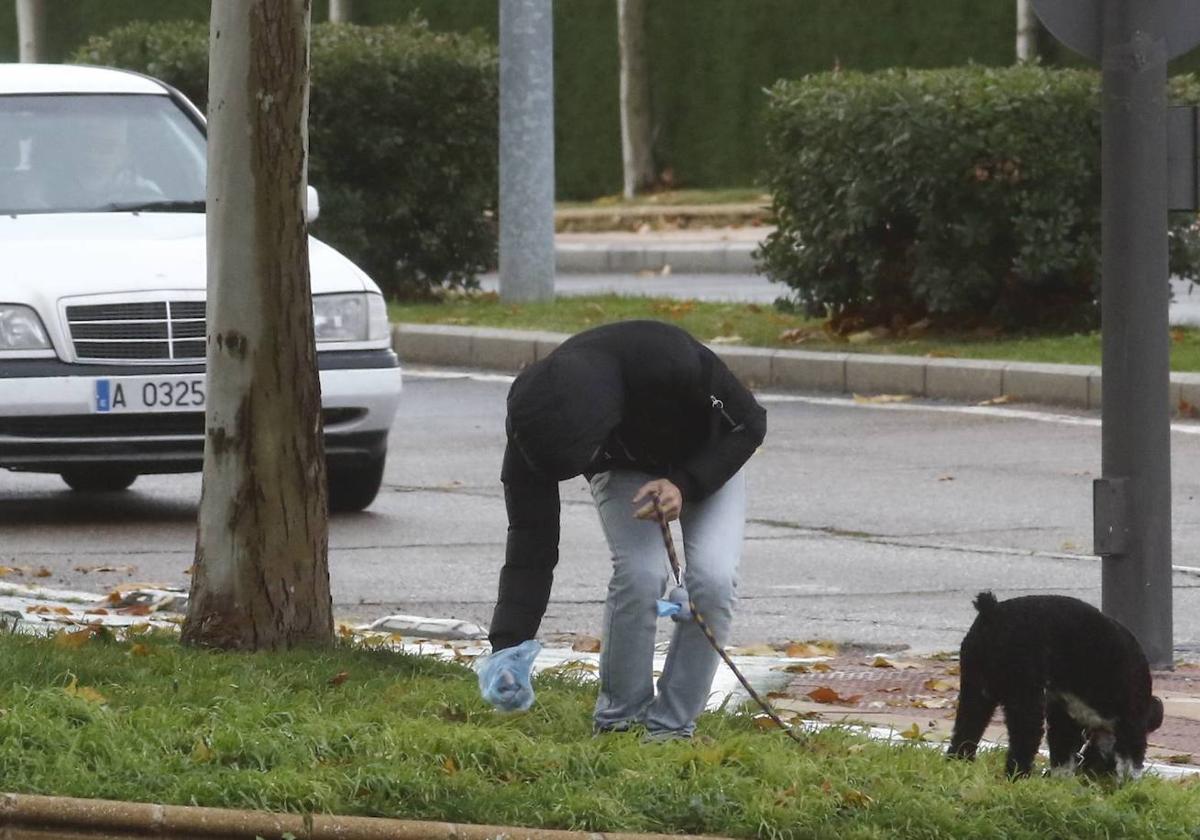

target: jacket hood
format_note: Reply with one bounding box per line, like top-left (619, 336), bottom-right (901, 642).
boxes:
top-left (507, 347), bottom-right (624, 480)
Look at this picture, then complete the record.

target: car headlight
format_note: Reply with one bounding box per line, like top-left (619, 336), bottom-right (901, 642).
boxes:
top-left (313, 293), bottom-right (390, 342)
top-left (0, 304), bottom-right (50, 350)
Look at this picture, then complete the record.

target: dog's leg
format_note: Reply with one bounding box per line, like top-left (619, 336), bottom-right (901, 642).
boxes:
top-left (947, 675), bottom-right (996, 761)
top-left (1113, 720), bottom-right (1147, 781)
top-left (1045, 698), bottom-right (1084, 777)
top-left (1002, 690), bottom-right (1045, 778)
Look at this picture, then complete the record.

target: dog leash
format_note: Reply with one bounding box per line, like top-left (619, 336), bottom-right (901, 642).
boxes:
top-left (653, 497), bottom-right (808, 746)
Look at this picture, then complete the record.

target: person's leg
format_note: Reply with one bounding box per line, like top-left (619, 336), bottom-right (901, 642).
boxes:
top-left (643, 470), bottom-right (746, 736)
top-left (589, 469), bottom-right (670, 732)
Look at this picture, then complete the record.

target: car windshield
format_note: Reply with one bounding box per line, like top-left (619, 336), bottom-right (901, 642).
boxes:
top-left (0, 93), bottom-right (206, 215)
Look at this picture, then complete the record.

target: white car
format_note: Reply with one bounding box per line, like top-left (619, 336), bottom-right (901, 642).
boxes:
top-left (0, 64), bottom-right (402, 511)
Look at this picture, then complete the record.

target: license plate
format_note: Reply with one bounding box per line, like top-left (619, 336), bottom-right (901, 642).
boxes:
top-left (93, 376), bottom-right (206, 413)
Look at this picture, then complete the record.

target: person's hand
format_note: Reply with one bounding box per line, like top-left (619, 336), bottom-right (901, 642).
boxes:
top-left (633, 478), bottom-right (682, 522)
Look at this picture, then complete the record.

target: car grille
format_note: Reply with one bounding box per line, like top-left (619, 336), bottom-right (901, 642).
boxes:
top-left (0, 409), bottom-right (366, 439)
top-left (65, 301), bottom-right (207, 362)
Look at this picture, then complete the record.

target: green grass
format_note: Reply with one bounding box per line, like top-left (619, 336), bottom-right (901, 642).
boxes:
top-left (2, 630), bottom-right (1197, 839)
top-left (392, 294), bottom-right (1200, 372)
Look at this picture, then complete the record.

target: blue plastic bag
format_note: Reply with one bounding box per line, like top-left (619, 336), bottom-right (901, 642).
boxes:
top-left (477, 639), bottom-right (541, 712)
top-left (654, 586), bottom-right (693, 623)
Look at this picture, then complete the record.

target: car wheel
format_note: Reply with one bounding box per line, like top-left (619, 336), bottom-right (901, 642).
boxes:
top-left (327, 452), bottom-right (386, 513)
top-left (60, 468), bottom-right (138, 493)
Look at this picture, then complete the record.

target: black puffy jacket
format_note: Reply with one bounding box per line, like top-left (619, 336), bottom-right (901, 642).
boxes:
top-left (489, 320), bottom-right (767, 650)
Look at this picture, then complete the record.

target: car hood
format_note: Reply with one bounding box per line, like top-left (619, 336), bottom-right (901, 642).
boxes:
top-left (0, 212), bottom-right (373, 297)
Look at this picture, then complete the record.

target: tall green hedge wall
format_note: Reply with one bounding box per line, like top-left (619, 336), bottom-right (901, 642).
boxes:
top-left (6, 1), bottom-right (1200, 198)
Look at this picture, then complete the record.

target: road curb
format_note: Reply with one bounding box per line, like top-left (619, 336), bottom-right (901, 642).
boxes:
top-left (393, 323), bottom-right (1200, 412)
top-left (0, 791), bottom-right (728, 840)
top-left (555, 242), bottom-right (758, 274)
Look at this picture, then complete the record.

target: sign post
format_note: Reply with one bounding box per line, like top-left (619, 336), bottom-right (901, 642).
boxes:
top-left (1033, 0), bottom-right (1200, 667)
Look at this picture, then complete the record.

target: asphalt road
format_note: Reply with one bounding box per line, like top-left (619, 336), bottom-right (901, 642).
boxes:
top-left (3, 369), bottom-right (1200, 658)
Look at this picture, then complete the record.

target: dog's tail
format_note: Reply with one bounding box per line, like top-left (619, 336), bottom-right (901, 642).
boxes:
top-left (973, 591), bottom-right (1000, 616)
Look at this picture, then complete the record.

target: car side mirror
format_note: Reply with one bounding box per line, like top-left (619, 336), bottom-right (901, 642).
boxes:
top-left (305, 185), bottom-right (320, 223)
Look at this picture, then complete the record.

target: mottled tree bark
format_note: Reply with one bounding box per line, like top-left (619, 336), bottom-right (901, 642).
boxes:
top-left (183, 0), bottom-right (333, 651)
top-left (617, 0), bottom-right (654, 198)
top-left (16, 0), bottom-right (46, 63)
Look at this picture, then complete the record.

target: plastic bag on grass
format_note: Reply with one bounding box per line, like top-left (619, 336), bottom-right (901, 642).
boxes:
top-left (477, 639), bottom-right (541, 712)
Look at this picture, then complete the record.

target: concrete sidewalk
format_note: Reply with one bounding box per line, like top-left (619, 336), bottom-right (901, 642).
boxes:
top-left (555, 226), bottom-right (763, 274)
top-left (770, 651), bottom-right (1200, 773)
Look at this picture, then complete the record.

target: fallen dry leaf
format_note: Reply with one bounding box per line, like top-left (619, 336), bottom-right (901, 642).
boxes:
top-left (33, 567), bottom-right (52, 578)
top-left (128, 643), bottom-right (152, 657)
top-left (898, 722), bottom-right (925, 741)
top-left (785, 641), bottom-right (838, 658)
top-left (778, 327), bottom-right (814, 344)
top-left (1163, 753), bottom-right (1195, 765)
top-left (53, 628), bottom-right (96, 649)
top-left (709, 335), bottom-right (744, 345)
top-left (773, 663), bottom-right (810, 674)
top-left (869, 656), bottom-right (895, 669)
top-left (1179, 399), bottom-right (1200, 419)
top-left (328, 671), bottom-right (350, 687)
top-left (191, 739), bottom-right (214, 762)
top-left (852, 393), bottom-right (912, 404)
top-left (977, 394), bottom-right (1013, 406)
top-left (806, 686), bottom-right (862, 705)
top-left (63, 677), bottom-right (106, 705)
top-left (571, 635), bottom-right (602, 653)
top-left (811, 662), bottom-right (833, 673)
top-left (731, 643), bottom-right (779, 657)
top-left (911, 696), bottom-right (956, 709)
top-left (840, 789), bottom-right (873, 808)
top-left (923, 678), bottom-right (959, 692)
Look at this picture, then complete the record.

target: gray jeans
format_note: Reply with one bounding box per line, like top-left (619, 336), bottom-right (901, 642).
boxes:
top-left (588, 468), bottom-right (746, 736)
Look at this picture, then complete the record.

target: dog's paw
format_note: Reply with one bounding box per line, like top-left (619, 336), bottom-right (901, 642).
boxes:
top-left (1116, 756), bottom-right (1144, 781)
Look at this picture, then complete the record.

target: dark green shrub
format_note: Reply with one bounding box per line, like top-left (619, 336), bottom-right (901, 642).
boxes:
top-left (75, 20), bottom-right (497, 298)
top-left (759, 65), bottom-right (1200, 331)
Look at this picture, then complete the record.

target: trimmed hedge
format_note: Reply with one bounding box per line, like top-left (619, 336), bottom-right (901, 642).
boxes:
top-left (24, 0), bottom-right (1200, 199)
top-left (759, 65), bottom-right (1200, 331)
top-left (75, 20), bottom-right (497, 299)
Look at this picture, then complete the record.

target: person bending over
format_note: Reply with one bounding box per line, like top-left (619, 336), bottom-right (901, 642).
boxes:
top-left (488, 320), bottom-right (767, 739)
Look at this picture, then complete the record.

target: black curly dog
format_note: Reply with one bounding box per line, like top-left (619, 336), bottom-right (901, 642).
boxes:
top-left (947, 592), bottom-right (1163, 779)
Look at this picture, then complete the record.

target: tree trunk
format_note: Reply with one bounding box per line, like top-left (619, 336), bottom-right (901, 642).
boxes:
top-left (16, 0), bottom-right (46, 63)
top-left (617, 0), bottom-right (654, 199)
top-left (328, 0), bottom-right (353, 23)
top-left (183, 0), bottom-right (333, 651)
top-left (1015, 0), bottom-right (1037, 63)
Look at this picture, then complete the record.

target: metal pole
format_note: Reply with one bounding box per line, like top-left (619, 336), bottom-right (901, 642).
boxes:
top-left (1016, 0), bottom-right (1037, 62)
top-left (16, 0), bottom-right (46, 64)
top-left (1099, 0), bottom-right (1173, 667)
top-left (499, 0), bottom-right (556, 302)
